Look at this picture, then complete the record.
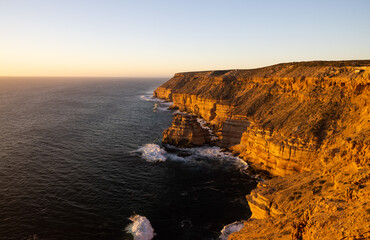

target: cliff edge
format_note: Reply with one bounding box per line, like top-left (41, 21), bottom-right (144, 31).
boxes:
top-left (154, 60), bottom-right (370, 239)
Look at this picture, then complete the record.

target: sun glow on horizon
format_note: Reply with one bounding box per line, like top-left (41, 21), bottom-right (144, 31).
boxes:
top-left (1, 0), bottom-right (369, 78)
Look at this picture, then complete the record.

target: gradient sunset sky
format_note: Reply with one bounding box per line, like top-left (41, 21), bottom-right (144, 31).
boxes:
top-left (1, 0), bottom-right (369, 77)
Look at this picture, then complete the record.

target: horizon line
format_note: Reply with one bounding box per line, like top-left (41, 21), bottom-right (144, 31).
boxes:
top-left (2, 59), bottom-right (369, 79)
top-left (0, 75), bottom-right (172, 79)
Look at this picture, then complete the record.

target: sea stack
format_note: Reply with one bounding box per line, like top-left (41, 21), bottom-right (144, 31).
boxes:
top-left (162, 113), bottom-right (211, 147)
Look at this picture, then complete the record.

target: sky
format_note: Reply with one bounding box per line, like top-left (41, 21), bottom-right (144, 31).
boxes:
top-left (0, 0), bottom-right (369, 77)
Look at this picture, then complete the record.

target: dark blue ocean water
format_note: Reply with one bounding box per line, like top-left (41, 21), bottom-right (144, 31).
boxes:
top-left (0, 78), bottom-right (256, 240)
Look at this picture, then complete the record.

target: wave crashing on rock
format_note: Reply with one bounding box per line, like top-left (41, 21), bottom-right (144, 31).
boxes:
top-left (140, 95), bottom-right (172, 111)
top-left (137, 144), bottom-right (167, 162)
top-left (136, 144), bottom-right (248, 173)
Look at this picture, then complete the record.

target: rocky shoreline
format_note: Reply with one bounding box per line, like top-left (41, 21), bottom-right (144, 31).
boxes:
top-left (154, 61), bottom-right (370, 239)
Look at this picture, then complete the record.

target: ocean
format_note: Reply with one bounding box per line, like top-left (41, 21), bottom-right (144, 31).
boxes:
top-left (0, 78), bottom-right (256, 240)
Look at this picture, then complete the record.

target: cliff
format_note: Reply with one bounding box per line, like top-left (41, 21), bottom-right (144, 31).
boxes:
top-left (155, 60), bottom-right (370, 239)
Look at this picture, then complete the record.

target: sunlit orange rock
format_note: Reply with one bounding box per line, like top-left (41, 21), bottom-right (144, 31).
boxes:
top-left (162, 113), bottom-right (210, 147)
top-left (155, 61), bottom-right (370, 239)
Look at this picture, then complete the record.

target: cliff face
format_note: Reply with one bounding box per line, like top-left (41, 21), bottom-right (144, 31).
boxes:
top-left (155, 61), bottom-right (370, 176)
top-left (155, 60), bottom-right (370, 239)
top-left (230, 167), bottom-right (370, 240)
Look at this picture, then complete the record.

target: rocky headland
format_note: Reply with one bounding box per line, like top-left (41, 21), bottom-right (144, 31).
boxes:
top-left (154, 60), bottom-right (370, 239)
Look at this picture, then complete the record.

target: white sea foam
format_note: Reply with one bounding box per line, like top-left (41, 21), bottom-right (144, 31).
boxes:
top-left (140, 95), bottom-right (162, 102)
top-left (219, 221), bottom-right (245, 240)
top-left (172, 110), bottom-right (181, 115)
top-left (196, 118), bottom-right (210, 130)
top-left (140, 95), bottom-right (173, 111)
top-left (184, 146), bottom-right (248, 171)
top-left (136, 144), bottom-right (248, 172)
top-left (125, 215), bottom-right (155, 240)
top-left (160, 101), bottom-right (172, 106)
top-left (144, 89), bottom-right (155, 94)
top-left (157, 106), bottom-right (170, 112)
top-left (137, 144), bottom-right (167, 162)
top-left (196, 117), bottom-right (219, 140)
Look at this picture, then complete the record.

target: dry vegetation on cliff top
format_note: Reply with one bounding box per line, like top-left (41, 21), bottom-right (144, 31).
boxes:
top-left (155, 60), bottom-right (369, 239)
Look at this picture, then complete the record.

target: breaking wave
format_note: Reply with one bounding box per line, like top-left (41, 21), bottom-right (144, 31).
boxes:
top-left (136, 144), bottom-right (167, 162)
top-left (175, 146), bottom-right (249, 172)
top-left (135, 144), bottom-right (248, 172)
top-left (125, 215), bottom-right (155, 240)
top-left (140, 95), bottom-right (162, 102)
top-left (140, 95), bottom-right (173, 111)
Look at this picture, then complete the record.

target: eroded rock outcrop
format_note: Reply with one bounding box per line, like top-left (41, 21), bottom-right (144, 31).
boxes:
top-left (155, 60), bottom-right (370, 239)
top-left (162, 113), bottom-right (211, 147)
top-left (231, 123), bottom-right (316, 176)
top-left (229, 165), bottom-right (370, 240)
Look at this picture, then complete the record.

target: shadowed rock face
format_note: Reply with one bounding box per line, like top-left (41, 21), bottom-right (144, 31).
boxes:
top-left (219, 118), bottom-right (250, 147)
top-left (162, 113), bottom-right (210, 147)
top-left (155, 60), bottom-right (370, 240)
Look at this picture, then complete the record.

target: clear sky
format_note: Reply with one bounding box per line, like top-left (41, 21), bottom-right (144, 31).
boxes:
top-left (0, 0), bottom-right (369, 77)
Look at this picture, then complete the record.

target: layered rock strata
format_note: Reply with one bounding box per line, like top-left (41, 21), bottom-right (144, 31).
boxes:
top-left (232, 123), bottom-right (315, 176)
top-left (155, 61), bottom-right (370, 176)
top-left (162, 113), bottom-right (211, 147)
top-left (219, 118), bottom-right (250, 147)
top-left (155, 60), bottom-right (370, 239)
top-left (230, 167), bottom-right (370, 240)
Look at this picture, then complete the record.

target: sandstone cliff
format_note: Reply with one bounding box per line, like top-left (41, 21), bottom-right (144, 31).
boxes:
top-left (162, 113), bottom-right (211, 147)
top-left (155, 61), bottom-right (370, 239)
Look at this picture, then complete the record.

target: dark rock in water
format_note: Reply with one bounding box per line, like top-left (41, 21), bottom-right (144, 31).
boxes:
top-left (177, 152), bottom-right (192, 157)
top-left (168, 104), bottom-right (179, 110)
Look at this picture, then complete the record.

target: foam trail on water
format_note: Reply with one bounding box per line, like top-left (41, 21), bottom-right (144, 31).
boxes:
top-left (125, 215), bottom-right (155, 240)
top-left (166, 145), bottom-right (249, 171)
top-left (136, 144), bottom-right (249, 173)
top-left (144, 89), bottom-right (155, 94)
top-left (140, 95), bottom-right (163, 102)
top-left (160, 101), bottom-right (172, 106)
top-left (140, 95), bottom-right (173, 111)
top-left (137, 144), bottom-right (167, 162)
top-left (135, 144), bottom-right (188, 162)
top-left (156, 106), bottom-right (170, 112)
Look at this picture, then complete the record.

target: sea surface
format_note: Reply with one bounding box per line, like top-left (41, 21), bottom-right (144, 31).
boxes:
top-left (0, 78), bottom-right (256, 240)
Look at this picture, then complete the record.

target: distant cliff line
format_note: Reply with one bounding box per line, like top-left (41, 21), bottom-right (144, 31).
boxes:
top-left (154, 60), bottom-right (369, 239)
top-left (175, 60), bottom-right (370, 74)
